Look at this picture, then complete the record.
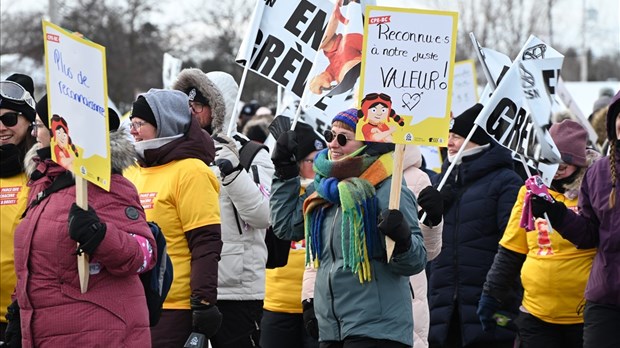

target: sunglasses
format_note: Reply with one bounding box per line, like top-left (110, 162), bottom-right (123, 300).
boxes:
top-left (0, 81), bottom-right (36, 109)
top-left (189, 101), bottom-right (207, 114)
top-left (324, 130), bottom-right (353, 147)
top-left (0, 112), bottom-right (21, 127)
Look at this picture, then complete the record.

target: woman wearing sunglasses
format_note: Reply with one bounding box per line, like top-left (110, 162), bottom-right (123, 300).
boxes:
top-left (0, 74), bottom-right (37, 344)
top-left (270, 108), bottom-right (427, 348)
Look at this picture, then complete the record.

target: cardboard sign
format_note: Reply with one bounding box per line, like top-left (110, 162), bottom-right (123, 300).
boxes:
top-left (451, 60), bottom-right (479, 116)
top-left (162, 53), bottom-right (183, 89)
top-left (43, 20), bottom-right (110, 191)
top-left (356, 6), bottom-right (458, 145)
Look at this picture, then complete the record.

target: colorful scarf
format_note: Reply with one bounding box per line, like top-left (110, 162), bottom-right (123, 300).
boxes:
top-left (303, 148), bottom-right (393, 283)
top-left (520, 175), bottom-right (554, 231)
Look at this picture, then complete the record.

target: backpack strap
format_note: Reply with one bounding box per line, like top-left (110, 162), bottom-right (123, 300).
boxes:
top-left (233, 134), bottom-right (268, 174)
top-left (22, 171), bottom-right (75, 218)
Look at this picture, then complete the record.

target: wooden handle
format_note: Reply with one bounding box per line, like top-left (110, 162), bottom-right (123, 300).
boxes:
top-left (76, 177), bottom-right (89, 294)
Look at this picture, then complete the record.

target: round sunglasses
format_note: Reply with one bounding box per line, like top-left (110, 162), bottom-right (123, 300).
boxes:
top-left (323, 129), bottom-right (354, 146)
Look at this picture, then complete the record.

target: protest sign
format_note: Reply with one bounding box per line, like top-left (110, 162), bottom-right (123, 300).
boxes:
top-left (451, 60), bottom-right (479, 116)
top-left (356, 6), bottom-right (458, 146)
top-left (43, 21), bottom-right (111, 191)
top-left (162, 53), bottom-right (183, 89)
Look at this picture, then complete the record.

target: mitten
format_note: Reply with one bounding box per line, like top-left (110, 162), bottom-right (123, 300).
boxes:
top-left (417, 186), bottom-right (443, 226)
top-left (190, 296), bottom-right (222, 338)
top-left (213, 133), bottom-right (242, 185)
top-left (477, 293), bottom-right (501, 332)
top-left (531, 195), bottom-right (568, 226)
top-left (5, 300), bottom-right (21, 348)
top-left (302, 299), bottom-right (319, 339)
top-left (68, 203), bottom-right (106, 256)
top-left (271, 130), bottom-right (299, 180)
top-left (378, 209), bottom-right (412, 254)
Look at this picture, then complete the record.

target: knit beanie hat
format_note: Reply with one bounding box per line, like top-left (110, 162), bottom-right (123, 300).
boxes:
top-left (549, 119), bottom-right (588, 167)
top-left (0, 74), bottom-right (36, 122)
top-left (36, 94), bottom-right (49, 128)
top-left (131, 96), bottom-right (157, 128)
top-left (332, 108), bottom-right (359, 131)
top-left (449, 103), bottom-right (490, 146)
top-left (607, 90), bottom-right (620, 141)
top-left (295, 121), bottom-right (326, 160)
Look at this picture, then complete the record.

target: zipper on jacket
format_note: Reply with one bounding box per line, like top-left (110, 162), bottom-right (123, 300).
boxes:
top-left (328, 208), bottom-right (342, 340)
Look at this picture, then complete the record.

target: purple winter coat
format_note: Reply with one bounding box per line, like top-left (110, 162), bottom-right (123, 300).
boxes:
top-left (14, 158), bottom-right (155, 347)
top-left (557, 149), bottom-right (620, 306)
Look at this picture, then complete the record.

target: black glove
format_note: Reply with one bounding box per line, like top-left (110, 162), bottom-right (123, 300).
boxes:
top-left (302, 299), bottom-right (319, 339)
top-left (378, 209), bottom-right (412, 254)
top-left (271, 130), bottom-right (299, 180)
top-left (68, 203), bottom-right (106, 256)
top-left (5, 300), bottom-right (22, 347)
top-left (190, 296), bottom-right (222, 339)
top-left (417, 186), bottom-right (443, 226)
top-left (531, 195), bottom-right (568, 226)
top-left (477, 293), bottom-right (500, 332)
top-left (439, 183), bottom-right (454, 211)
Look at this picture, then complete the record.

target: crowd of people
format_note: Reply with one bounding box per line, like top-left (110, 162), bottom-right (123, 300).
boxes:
top-left (0, 69), bottom-right (618, 348)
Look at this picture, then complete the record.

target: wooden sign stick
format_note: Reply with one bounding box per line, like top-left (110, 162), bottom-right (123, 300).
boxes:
top-left (76, 177), bottom-right (89, 293)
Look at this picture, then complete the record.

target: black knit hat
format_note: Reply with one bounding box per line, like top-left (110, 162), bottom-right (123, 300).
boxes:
top-left (0, 74), bottom-right (36, 122)
top-left (294, 121), bottom-right (326, 161)
top-left (36, 94), bottom-right (49, 128)
top-left (449, 103), bottom-right (490, 145)
top-left (131, 96), bottom-right (157, 128)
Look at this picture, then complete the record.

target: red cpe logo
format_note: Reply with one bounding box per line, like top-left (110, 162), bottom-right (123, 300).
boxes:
top-left (46, 34), bottom-right (60, 42)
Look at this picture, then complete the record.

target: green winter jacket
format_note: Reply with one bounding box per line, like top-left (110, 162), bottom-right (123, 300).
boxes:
top-left (270, 175), bottom-right (427, 346)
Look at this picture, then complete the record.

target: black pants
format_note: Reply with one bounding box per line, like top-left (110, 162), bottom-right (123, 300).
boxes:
top-left (583, 301), bottom-right (620, 348)
top-left (515, 311), bottom-right (582, 348)
top-left (320, 336), bottom-right (410, 348)
top-left (210, 300), bottom-right (263, 348)
top-left (260, 310), bottom-right (319, 348)
top-left (151, 309), bottom-right (193, 348)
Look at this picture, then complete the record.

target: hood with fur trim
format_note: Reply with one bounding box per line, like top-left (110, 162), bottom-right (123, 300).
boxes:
top-left (25, 127), bottom-right (136, 178)
top-left (172, 68), bottom-right (239, 135)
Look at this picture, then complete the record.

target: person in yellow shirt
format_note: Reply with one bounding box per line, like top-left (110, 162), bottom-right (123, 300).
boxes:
top-left (0, 74), bottom-right (37, 343)
top-left (479, 120), bottom-right (598, 348)
top-left (261, 120), bottom-right (325, 348)
top-left (124, 89), bottom-right (223, 347)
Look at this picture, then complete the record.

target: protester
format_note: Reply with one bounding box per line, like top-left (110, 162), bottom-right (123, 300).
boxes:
top-left (0, 74), bottom-right (37, 344)
top-left (124, 89), bottom-right (223, 347)
top-left (237, 100), bottom-right (261, 133)
top-left (173, 70), bottom-right (274, 348)
top-left (403, 145), bottom-right (444, 348)
top-left (427, 104), bottom-right (522, 348)
top-left (8, 102), bottom-right (156, 347)
top-left (480, 120), bottom-right (597, 348)
top-left (270, 108), bottom-right (427, 347)
top-left (261, 121), bottom-right (325, 348)
top-left (531, 90), bottom-right (620, 348)
top-left (243, 113), bottom-right (274, 144)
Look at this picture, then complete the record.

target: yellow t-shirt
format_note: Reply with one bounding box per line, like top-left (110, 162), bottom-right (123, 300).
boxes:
top-left (125, 159), bottom-right (220, 309)
top-left (500, 186), bottom-right (596, 324)
top-left (0, 173), bottom-right (29, 323)
top-left (263, 241), bottom-right (306, 313)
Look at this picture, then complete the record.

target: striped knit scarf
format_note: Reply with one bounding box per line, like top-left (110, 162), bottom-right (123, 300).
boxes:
top-left (303, 148), bottom-right (393, 283)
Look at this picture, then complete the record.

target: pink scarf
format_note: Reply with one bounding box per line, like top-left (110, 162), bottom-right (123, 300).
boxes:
top-left (520, 175), bottom-right (554, 232)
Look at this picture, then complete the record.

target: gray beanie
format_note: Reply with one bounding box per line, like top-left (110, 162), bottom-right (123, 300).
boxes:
top-left (139, 89), bottom-right (191, 138)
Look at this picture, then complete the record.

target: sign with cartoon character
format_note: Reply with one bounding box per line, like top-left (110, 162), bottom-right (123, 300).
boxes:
top-left (356, 7), bottom-right (458, 146)
top-left (43, 20), bottom-right (111, 191)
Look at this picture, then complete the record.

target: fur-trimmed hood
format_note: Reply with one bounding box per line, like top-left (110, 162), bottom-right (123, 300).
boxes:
top-left (25, 127), bottom-right (136, 178)
top-left (172, 68), bottom-right (239, 135)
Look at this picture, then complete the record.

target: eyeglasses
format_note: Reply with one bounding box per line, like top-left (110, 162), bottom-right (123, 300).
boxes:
top-left (323, 130), bottom-right (353, 147)
top-left (0, 81), bottom-right (36, 110)
top-left (190, 102), bottom-right (207, 114)
top-left (31, 121), bottom-right (46, 132)
top-left (129, 121), bottom-right (148, 130)
top-left (0, 112), bottom-right (21, 127)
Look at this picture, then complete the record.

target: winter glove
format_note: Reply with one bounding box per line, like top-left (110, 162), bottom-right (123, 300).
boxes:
top-left (271, 130), bottom-right (299, 180)
top-left (5, 300), bottom-right (22, 348)
top-left (378, 209), bottom-right (412, 254)
top-left (68, 203), bottom-right (107, 256)
top-left (213, 134), bottom-right (243, 185)
top-left (477, 293), bottom-right (501, 332)
top-left (439, 183), bottom-right (454, 212)
top-left (417, 186), bottom-right (443, 226)
top-left (531, 195), bottom-right (568, 226)
top-left (190, 296), bottom-right (222, 339)
top-left (302, 299), bottom-right (319, 339)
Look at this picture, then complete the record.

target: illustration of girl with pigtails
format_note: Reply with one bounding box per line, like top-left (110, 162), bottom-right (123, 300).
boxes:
top-left (51, 114), bottom-right (79, 171)
top-left (359, 93), bottom-right (405, 142)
